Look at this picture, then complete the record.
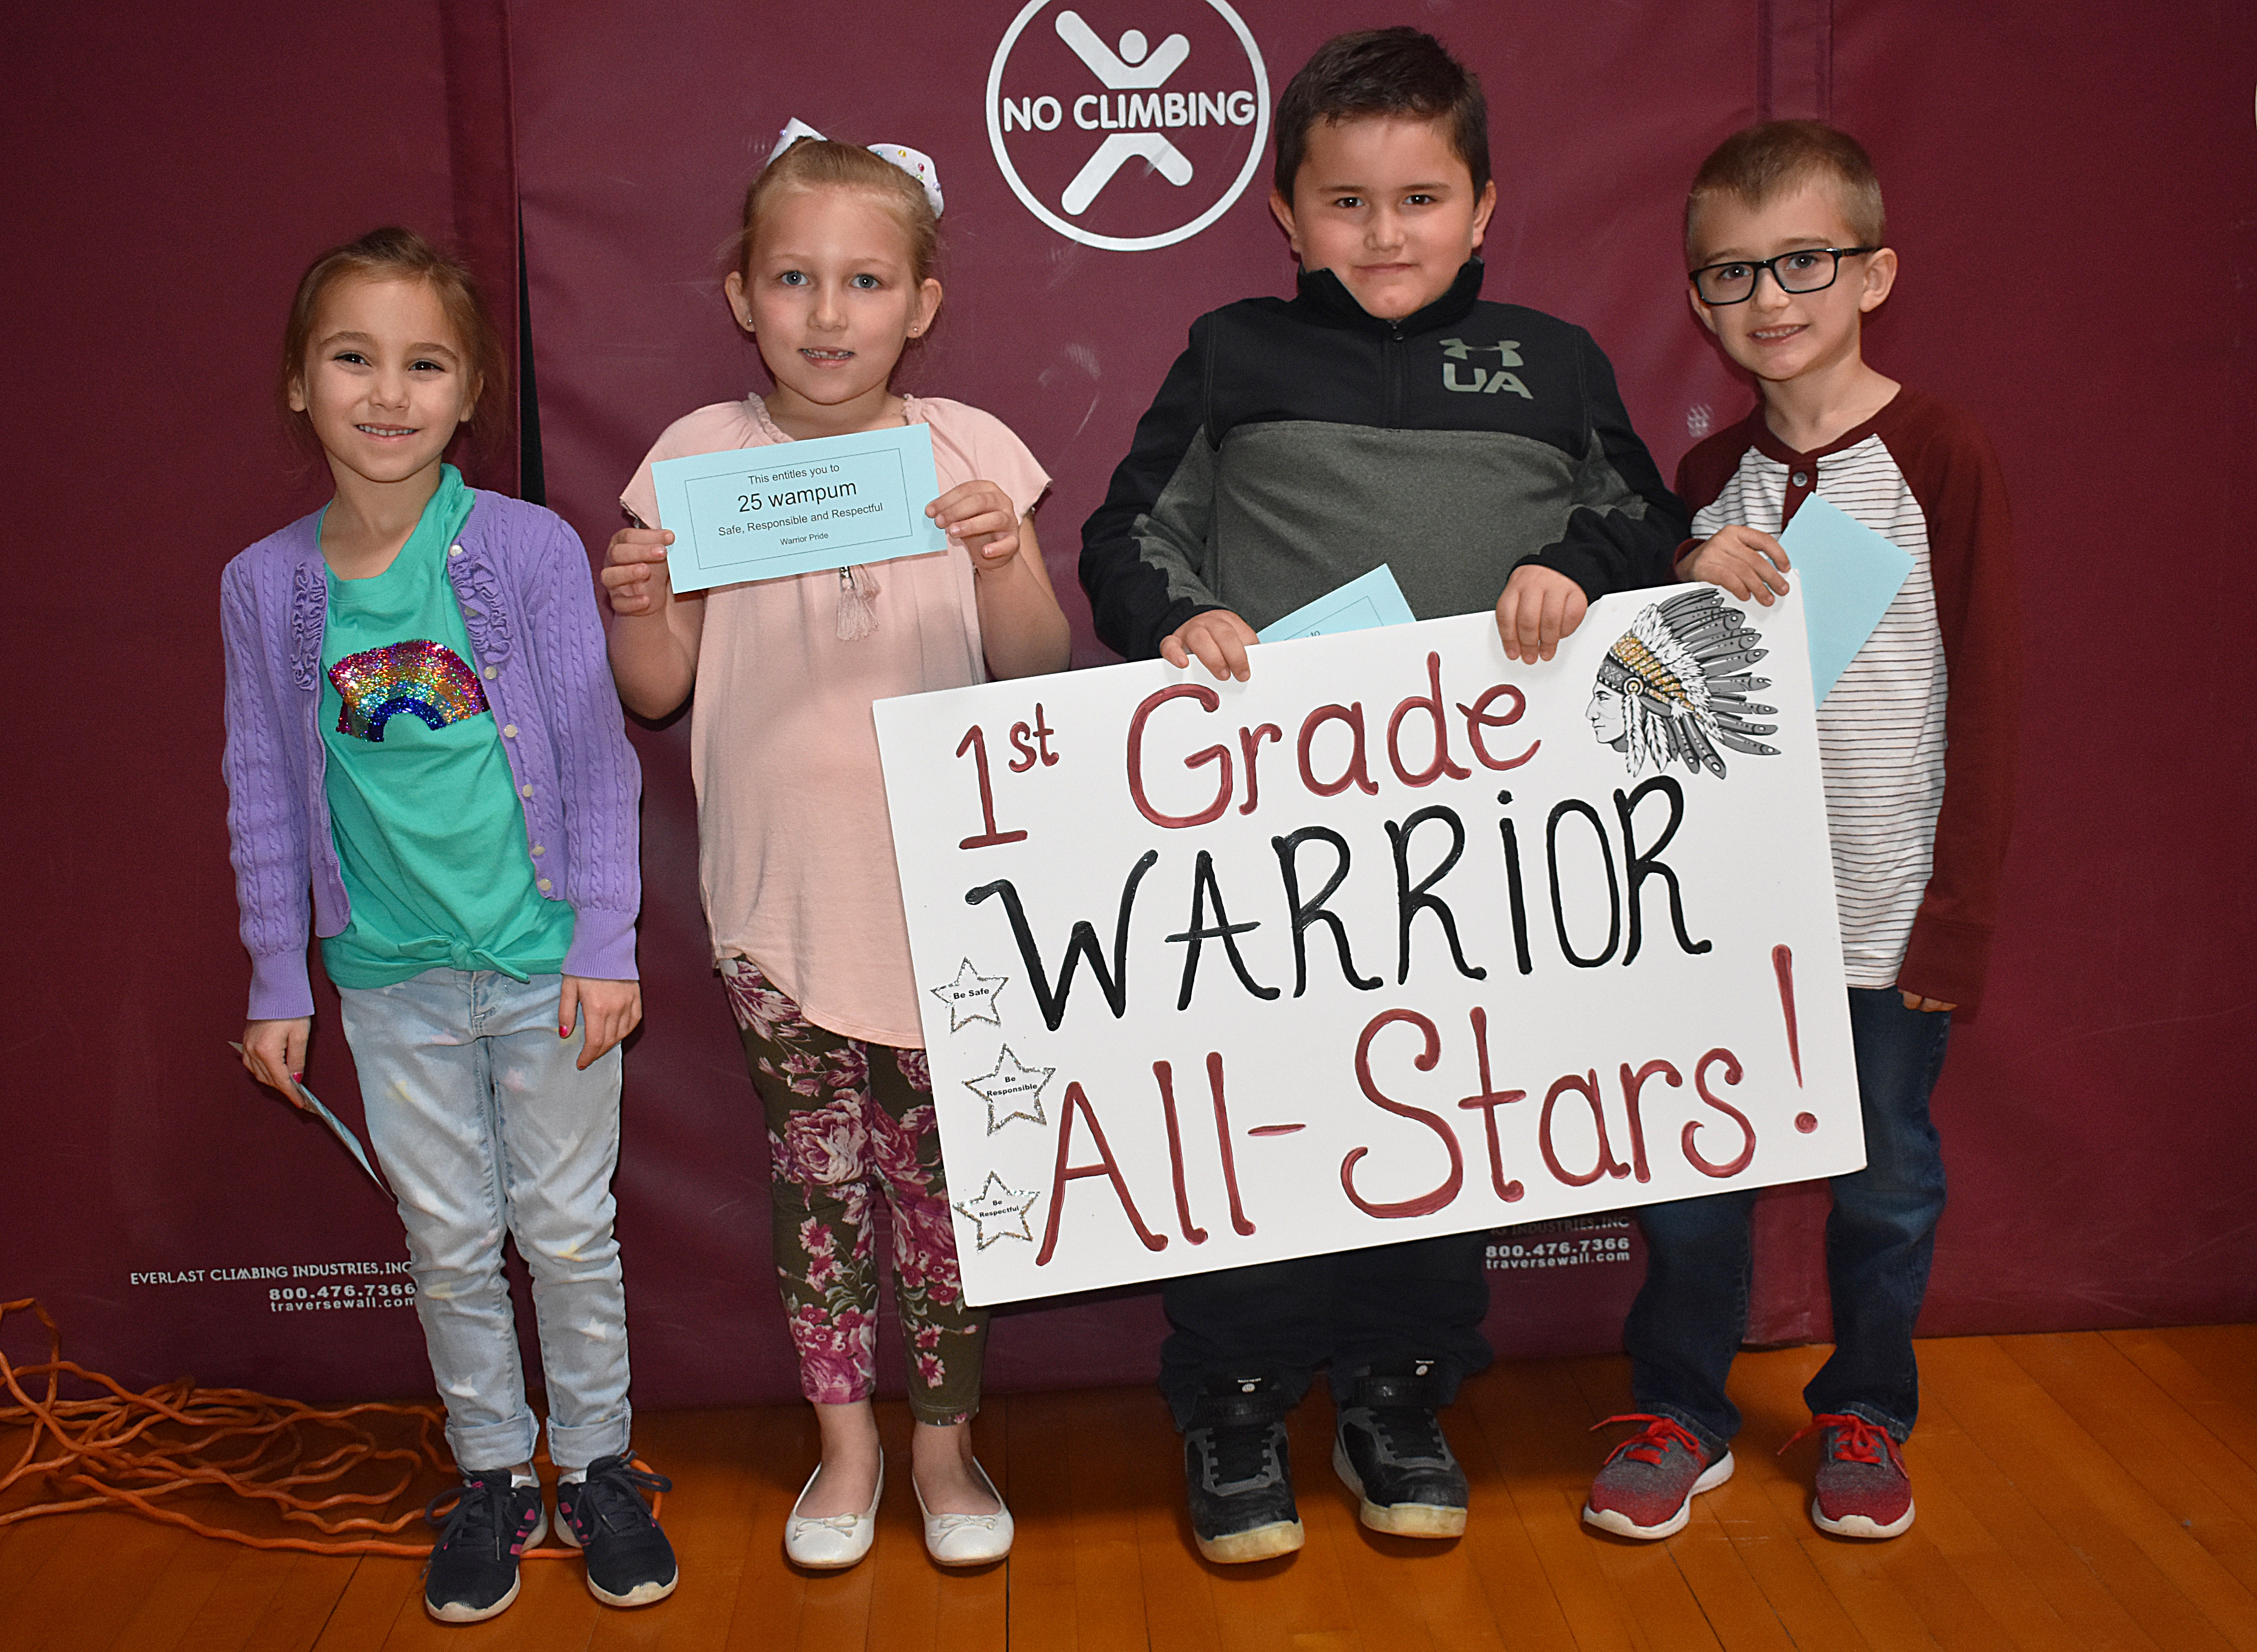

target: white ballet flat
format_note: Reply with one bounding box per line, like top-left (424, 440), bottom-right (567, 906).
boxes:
top-left (784, 1457), bottom-right (883, 1569)
top-left (915, 1457), bottom-right (1013, 1566)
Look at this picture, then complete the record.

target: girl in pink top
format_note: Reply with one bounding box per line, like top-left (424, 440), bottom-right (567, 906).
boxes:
top-left (605, 132), bottom-right (1069, 1571)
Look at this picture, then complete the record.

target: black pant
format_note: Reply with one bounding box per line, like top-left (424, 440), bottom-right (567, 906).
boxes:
top-left (1158, 1233), bottom-right (1493, 1428)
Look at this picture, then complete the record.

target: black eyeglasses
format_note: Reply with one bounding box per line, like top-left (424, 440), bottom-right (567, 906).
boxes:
top-left (1688, 247), bottom-right (1880, 305)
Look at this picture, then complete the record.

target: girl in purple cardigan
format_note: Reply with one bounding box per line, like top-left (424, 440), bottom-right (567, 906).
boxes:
top-left (219, 228), bottom-right (671, 1624)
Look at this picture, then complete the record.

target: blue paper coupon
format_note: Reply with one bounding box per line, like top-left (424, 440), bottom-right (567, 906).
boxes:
top-left (229, 1042), bottom-right (390, 1194)
top-left (1257, 565), bottom-right (1418, 642)
top-left (649, 422), bottom-right (950, 594)
top-left (1777, 496), bottom-right (1915, 703)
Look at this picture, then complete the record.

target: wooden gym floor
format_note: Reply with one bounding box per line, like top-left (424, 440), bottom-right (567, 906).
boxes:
top-left (4, 1325), bottom-right (2255, 1650)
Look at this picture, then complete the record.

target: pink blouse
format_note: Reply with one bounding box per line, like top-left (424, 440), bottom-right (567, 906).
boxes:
top-left (624, 394), bottom-right (1050, 1046)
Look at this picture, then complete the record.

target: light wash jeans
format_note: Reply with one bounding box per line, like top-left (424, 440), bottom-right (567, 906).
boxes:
top-left (338, 967), bottom-right (632, 1472)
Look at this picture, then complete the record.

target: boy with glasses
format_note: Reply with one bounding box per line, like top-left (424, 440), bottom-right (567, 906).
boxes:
top-left (1582, 121), bottom-right (2019, 1543)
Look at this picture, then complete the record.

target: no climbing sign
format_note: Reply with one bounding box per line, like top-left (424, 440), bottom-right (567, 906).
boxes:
top-left (875, 586), bottom-right (1861, 1306)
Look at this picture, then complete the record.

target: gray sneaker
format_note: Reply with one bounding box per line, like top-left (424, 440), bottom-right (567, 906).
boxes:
top-left (1331, 1362), bottom-right (1468, 1537)
top-left (1184, 1374), bottom-right (1304, 1563)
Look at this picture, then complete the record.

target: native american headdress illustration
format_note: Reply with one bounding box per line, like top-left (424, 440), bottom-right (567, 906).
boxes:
top-left (1588, 588), bottom-right (1780, 779)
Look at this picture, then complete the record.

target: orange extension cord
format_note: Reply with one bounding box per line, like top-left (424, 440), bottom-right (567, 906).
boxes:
top-left (0, 1297), bottom-right (653, 1558)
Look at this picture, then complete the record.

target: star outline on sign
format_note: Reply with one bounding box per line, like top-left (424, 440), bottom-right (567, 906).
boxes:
top-left (929, 958), bottom-right (1009, 1033)
top-left (952, 1172), bottom-right (1039, 1250)
top-left (964, 1044), bottom-right (1056, 1135)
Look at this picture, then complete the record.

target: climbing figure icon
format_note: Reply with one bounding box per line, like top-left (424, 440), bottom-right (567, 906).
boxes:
top-left (1055, 10), bottom-right (1196, 214)
top-left (985, 0), bottom-right (1271, 253)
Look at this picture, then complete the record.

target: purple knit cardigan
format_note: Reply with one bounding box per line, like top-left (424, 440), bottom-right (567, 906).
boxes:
top-left (220, 492), bottom-right (642, 1021)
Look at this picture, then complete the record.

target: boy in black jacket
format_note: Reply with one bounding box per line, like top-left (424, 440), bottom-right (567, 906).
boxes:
top-left (1079, 28), bottom-right (1688, 1563)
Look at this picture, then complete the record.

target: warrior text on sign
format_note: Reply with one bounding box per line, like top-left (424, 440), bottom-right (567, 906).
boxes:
top-left (875, 587), bottom-right (1861, 1306)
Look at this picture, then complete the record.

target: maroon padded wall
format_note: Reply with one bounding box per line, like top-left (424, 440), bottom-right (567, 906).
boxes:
top-left (0, 2), bottom-right (518, 1404)
top-left (3, 0), bottom-right (2251, 1410)
top-left (1819, 2), bottom-right (2257, 1339)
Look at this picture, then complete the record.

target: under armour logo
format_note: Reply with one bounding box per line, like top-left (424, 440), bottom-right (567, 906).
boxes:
top-left (1439, 337), bottom-right (1531, 399)
top-left (1440, 338), bottom-right (1523, 365)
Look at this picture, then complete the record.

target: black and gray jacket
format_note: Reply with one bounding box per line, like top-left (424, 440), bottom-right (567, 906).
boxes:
top-left (1079, 259), bottom-right (1688, 660)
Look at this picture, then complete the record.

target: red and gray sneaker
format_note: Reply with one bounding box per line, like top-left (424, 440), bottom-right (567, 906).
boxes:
top-left (1581, 1414), bottom-right (1734, 1540)
top-left (1785, 1412), bottom-right (1914, 1539)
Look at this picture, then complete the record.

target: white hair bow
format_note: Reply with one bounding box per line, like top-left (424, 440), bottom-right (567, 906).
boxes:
top-left (768, 117), bottom-right (945, 217)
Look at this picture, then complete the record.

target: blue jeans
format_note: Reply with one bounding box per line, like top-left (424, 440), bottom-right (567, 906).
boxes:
top-left (1623, 987), bottom-right (1951, 1450)
top-left (338, 968), bottom-right (633, 1472)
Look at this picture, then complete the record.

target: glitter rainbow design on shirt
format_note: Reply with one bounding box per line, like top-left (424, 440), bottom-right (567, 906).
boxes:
top-left (329, 640), bottom-right (490, 742)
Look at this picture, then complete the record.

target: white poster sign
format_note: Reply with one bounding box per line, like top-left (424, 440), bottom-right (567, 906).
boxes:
top-left (875, 587), bottom-right (1860, 1306)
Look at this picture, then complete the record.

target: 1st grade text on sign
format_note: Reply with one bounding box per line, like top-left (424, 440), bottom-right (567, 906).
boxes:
top-left (876, 598), bottom-right (1860, 1304)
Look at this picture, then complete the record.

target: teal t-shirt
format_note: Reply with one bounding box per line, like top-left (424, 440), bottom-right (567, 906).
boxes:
top-left (317, 468), bottom-right (573, 988)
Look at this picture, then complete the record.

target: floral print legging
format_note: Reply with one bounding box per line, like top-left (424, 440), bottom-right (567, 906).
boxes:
top-left (722, 960), bottom-right (986, 1424)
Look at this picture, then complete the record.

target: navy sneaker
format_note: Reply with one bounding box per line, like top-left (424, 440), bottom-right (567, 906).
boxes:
top-left (555, 1455), bottom-right (679, 1607)
top-left (423, 1469), bottom-right (546, 1623)
top-left (1184, 1375), bottom-right (1304, 1564)
top-left (1331, 1361), bottom-right (1468, 1537)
